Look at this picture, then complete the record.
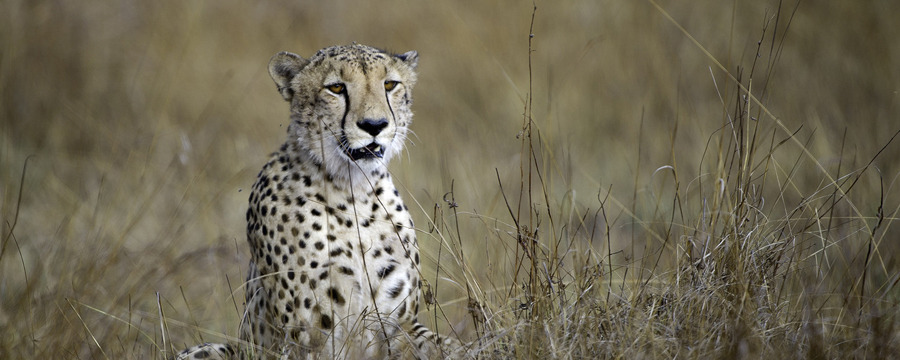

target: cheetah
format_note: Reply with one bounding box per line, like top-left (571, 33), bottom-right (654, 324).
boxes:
top-left (176, 44), bottom-right (461, 359)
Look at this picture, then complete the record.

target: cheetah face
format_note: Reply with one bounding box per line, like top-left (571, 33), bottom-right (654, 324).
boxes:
top-left (268, 45), bottom-right (418, 185)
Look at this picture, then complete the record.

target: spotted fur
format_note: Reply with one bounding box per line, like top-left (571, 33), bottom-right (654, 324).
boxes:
top-left (175, 44), bottom-right (461, 359)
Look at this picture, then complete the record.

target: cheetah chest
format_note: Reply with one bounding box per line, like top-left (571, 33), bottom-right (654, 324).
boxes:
top-left (248, 158), bottom-right (422, 328)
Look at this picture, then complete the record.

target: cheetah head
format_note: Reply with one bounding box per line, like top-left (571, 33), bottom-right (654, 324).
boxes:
top-left (268, 44), bottom-right (418, 187)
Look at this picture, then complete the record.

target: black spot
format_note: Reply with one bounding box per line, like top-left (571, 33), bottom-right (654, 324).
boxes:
top-left (311, 209), bottom-right (322, 216)
top-left (296, 212), bottom-right (306, 223)
top-left (319, 271), bottom-right (329, 280)
top-left (291, 227), bottom-right (299, 237)
top-left (339, 266), bottom-right (355, 276)
top-left (384, 246), bottom-right (393, 255)
top-left (325, 206), bottom-right (335, 215)
top-left (281, 214), bottom-right (289, 223)
top-left (310, 261), bottom-right (319, 269)
top-left (327, 287), bottom-right (346, 305)
top-left (222, 344), bottom-right (236, 355)
top-left (315, 242), bottom-right (324, 250)
top-left (395, 204), bottom-right (403, 212)
top-left (296, 196), bottom-right (307, 206)
top-left (320, 314), bottom-right (333, 329)
top-left (387, 283), bottom-right (404, 298)
top-left (375, 187), bottom-right (384, 196)
top-left (312, 223), bottom-right (322, 231)
top-left (327, 234), bottom-right (337, 241)
top-left (337, 203), bottom-right (347, 211)
top-left (329, 248), bottom-right (343, 257)
top-left (304, 298), bottom-right (312, 309)
top-left (309, 279), bottom-right (317, 289)
top-left (412, 323), bottom-right (426, 334)
top-left (315, 193), bottom-right (326, 202)
top-left (288, 270), bottom-right (295, 280)
top-left (303, 176), bottom-right (312, 187)
top-left (377, 264), bottom-right (396, 279)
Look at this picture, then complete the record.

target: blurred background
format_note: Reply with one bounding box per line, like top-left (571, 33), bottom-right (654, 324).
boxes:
top-left (1, 0), bottom-right (898, 358)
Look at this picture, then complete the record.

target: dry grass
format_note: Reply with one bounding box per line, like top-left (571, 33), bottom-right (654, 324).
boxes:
top-left (2, 0), bottom-right (899, 359)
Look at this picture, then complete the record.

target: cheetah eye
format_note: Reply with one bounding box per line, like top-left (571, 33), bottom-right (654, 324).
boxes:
top-left (384, 80), bottom-right (399, 91)
top-left (325, 83), bottom-right (345, 94)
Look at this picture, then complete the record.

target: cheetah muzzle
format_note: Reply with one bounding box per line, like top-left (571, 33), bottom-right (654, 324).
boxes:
top-left (174, 44), bottom-right (464, 360)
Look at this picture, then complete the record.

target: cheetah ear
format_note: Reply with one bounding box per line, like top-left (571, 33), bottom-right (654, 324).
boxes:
top-left (268, 51), bottom-right (309, 101)
top-left (395, 51), bottom-right (418, 70)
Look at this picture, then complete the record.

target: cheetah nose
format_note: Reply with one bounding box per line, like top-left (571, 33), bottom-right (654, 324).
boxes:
top-left (357, 118), bottom-right (388, 136)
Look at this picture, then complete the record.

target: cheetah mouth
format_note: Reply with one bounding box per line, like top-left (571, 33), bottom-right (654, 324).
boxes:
top-left (346, 142), bottom-right (385, 161)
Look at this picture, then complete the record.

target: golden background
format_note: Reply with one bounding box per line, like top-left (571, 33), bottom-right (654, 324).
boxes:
top-left (2, 0), bottom-right (898, 358)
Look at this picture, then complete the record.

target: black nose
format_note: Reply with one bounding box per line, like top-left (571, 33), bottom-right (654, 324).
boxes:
top-left (357, 118), bottom-right (388, 136)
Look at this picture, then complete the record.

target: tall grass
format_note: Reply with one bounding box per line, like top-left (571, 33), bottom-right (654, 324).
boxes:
top-left (415, 3), bottom-right (900, 358)
top-left (2, 0), bottom-right (898, 358)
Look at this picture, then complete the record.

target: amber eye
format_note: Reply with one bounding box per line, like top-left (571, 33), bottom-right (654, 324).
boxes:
top-left (384, 80), bottom-right (399, 91)
top-left (326, 83), bottom-right (345, 94)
